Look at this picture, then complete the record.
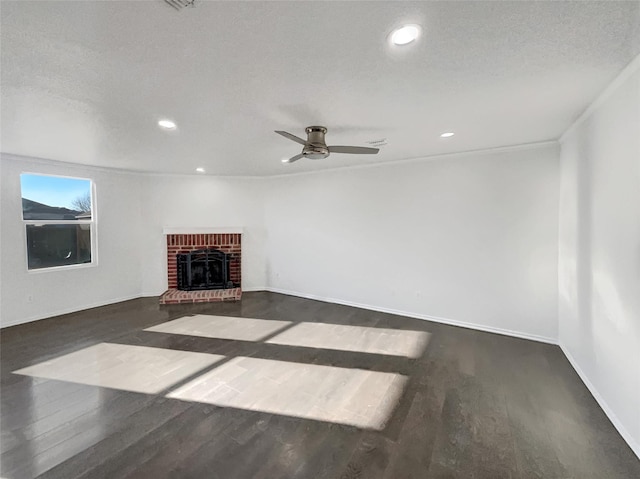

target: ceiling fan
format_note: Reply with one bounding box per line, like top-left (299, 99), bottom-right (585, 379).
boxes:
top-left (275, 126), bottom-right (380, 163)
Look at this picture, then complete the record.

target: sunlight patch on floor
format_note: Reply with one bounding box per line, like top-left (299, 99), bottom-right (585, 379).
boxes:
top-left (145, 314), bottom-right (292, 341)
top-left (14, 314), bottom-right (425, 430)
top-left (13, 343), bottom-right (224, 394)
top-left (266, 322), bottom-right (430, 358)
top-left (14, 342), bottom-right (408, 430)
top-left (146, 314), bottom-right (430, 358)
top-left (167, 356), bottom-right (407, 430)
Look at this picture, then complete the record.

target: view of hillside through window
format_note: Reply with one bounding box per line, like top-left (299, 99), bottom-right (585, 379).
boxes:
top-left (20, 174), bottom-right (94, 269)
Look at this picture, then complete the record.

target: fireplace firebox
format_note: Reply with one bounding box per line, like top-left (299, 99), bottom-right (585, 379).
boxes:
top-left (177, 249), bottom-right (234, 291)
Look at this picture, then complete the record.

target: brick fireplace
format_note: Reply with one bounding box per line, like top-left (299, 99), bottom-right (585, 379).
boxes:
top-left (160, 231), bottom-right (242, 304)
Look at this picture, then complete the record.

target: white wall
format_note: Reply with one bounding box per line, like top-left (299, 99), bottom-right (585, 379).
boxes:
top-left (2, 147), bottom-right (559, 339)
top-left (264, 144), bottom-right (560, 342)
top-left (0, 155), bottom-right (143, 327)
top-left (138, 175), bottom-right (267, 295)
top-left (558, 57), bottom-right (640, 456)
top-left (0, 157), bottom-right (268, 327)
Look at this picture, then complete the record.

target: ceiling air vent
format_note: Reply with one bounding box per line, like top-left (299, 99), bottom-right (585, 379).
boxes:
top-left (164, 0), bottom-right (196, 11)
top-left (366, 138), bottom-right (388, 148)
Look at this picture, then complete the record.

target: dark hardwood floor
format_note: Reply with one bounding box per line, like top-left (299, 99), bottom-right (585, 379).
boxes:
top-left (1, 292), bottom-right (638, 478)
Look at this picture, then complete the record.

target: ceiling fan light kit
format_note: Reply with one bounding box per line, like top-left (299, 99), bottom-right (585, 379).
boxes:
top-left (275, 126), bottom-right (380, 164)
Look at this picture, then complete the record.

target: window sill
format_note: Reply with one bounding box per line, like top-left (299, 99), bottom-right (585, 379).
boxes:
top-left (27, 262), bottom-right (98, 274)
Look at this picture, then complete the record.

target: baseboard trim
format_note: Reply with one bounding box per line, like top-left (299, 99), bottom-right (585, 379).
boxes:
top-left (141, 291), bottom-right (163, 298)
top-left (559, 343), bottom-right (640, 460)
top-left (2, 288), bottom-right (270, 325)
top-left (264, 287), bottom-right (558, 345)
top-left (0, 293), bottom-right (144, 329)
top-left (240, 286), bottom-right (269, 292)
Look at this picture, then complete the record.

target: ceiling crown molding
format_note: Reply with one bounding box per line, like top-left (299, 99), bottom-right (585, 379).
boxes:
top-left (560, 53), bottom-right (640, 143)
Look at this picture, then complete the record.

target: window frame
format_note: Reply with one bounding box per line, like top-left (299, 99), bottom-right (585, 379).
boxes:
top-left (20, 172), bottom-right (98, 273)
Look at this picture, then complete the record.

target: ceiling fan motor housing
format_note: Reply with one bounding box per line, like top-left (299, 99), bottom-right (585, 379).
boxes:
top-left (275, 125), bottom-right (378, 163)
top-left (303, 126), bottom-right (330, 159)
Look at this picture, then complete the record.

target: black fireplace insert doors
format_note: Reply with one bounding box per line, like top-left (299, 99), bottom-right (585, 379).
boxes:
top-left (176, 249), bottom-right (234, 291)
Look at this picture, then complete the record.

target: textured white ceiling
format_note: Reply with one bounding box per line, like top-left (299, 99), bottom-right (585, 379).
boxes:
top-left (1, 1), bottom-right (639, 176)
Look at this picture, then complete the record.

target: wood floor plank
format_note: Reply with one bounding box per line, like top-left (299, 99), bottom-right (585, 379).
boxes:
top-left (34, 397), bottom-right (192, 479)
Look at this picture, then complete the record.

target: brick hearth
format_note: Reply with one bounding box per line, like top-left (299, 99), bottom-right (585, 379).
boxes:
top-left (160, 232), bottom-right (242, 305)
top-left (160, 288), bottom-right (242, 304)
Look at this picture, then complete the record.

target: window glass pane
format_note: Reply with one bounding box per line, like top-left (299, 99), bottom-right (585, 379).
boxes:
top-left (26, 224), bottom-right (92, 269)
top-left (21, 174), bottom-right (92, 220)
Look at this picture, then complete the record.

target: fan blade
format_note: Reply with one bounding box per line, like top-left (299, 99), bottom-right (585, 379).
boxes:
top-left (283, 153), bottom-right (304, 164)
top-left (328, 146), bottom-right (379, 155)
top-left (275, 130), bottom-right (308, 146)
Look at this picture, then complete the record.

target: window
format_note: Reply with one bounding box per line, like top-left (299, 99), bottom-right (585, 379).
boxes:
top-left (20, 174), bottom-right (96, 270)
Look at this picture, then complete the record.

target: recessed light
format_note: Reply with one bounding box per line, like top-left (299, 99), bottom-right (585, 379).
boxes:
top-left (440, 132), bottom-right (455, 138)
top-left (158, 119), bottom-right (177, 130)
top-left (390, 25), bottom-right (421, 46)
top-left (195, 167), bottom-right (205, 173)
